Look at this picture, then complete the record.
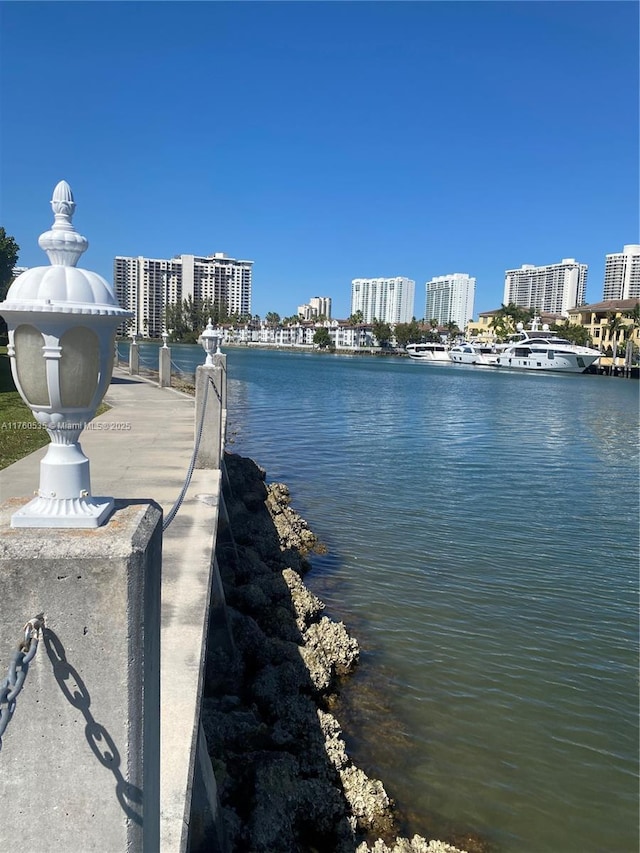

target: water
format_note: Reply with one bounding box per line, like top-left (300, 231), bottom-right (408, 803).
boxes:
top-left (129, 344), bottom-right (639, 852)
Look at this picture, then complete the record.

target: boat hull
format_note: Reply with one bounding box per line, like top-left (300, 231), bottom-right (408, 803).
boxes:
top-left (493, 352), bottom-right (600, 373)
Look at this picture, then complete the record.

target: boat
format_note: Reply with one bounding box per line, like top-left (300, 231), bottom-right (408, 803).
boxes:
top-left (492, 319), bottom-right (601, 374)
top-left (405, 342), bottom-right (451, 363)
top-left (449, 341), bottom-right (501, 367)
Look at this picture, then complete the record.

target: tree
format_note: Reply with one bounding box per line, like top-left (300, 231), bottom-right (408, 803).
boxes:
top-left (372, 319), bottom-right (392, 347)
top-left (0, 228), bottom-right (20, 343)
top-left (445, 321), bottom-right (460, 341)
top-left (394, 319), bottom-right (423, 348)
top-left (603, 311), bottom-right (627, 367)
top-left (347, 310), bottom-right (365, 346)
top-left (551, 320), bottom-right (592, 347)
top-left (265, 312), bottom-right (281, 328)
top-left (489, 303), bottom-right (534, 341)
top-left (623, 302), bottom-right (640, 335)
top-left (313, 327), bottom-right (332, 349)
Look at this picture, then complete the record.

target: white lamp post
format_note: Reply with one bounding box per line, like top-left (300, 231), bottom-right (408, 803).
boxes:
top-left (0, 180), bottom-right (132, 527)
top-left (199, 318), bottom-right (220, 365)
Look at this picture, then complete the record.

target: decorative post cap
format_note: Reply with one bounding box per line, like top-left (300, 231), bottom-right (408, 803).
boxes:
top-left (37, 180), bottom-right (89, 267)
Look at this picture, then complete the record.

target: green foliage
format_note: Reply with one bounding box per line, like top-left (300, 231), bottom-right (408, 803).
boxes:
top-left (0, 228), bottom-right (19, 300)
top-left (165, 295), bottom-right (227, 343)
top-left (445, 321), bottom-right (460, 341)
top-left (489, 302), bottom-right (535, 341)
top-left (0, 228), bottom-right (20, 344)
top-left (348, 310), bottom-right (364, 326)
top-left (313, 326), bottom-right (332, 349)
top-left (372, 319), bottom-right (392, 346)
top-left (551, 321), bottom-right (592, 346)
top-left (623, 302), bottom-right (640, 329)
top-left (394, 319), bottom-right (424, 347)
top-left (265, 312), bottom-right (281, 327)
top-left (313, 327), bottom-right (332, 349)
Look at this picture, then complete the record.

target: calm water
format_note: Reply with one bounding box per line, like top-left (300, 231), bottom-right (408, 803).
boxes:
top-left (132, 344), bottom-right (640, 852)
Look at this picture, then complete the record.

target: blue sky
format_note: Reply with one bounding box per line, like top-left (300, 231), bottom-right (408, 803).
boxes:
top-left (1, 1), bottom-right (638, 320)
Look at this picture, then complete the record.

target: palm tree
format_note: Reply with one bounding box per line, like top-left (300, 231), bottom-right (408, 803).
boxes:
top-left (348, 311), bottom-right (364, 347)
top-left (605, 311), bottom-right (625, 364)
top-left (445, 321), bottom-right (460, 341)
top-left (622, 302), bottom-right (640, 367)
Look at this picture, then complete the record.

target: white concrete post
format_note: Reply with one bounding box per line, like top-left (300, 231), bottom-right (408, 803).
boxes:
top-left (0, 500), bottom-right (162, 853)
top-left (159, 345), bottom-right (171, 388)
top-left (129, 337), bottom-right (139, 375)
top-left (195, 364), bottom-right (224, 469)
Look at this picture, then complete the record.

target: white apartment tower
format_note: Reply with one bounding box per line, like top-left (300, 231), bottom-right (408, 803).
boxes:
top-left (503, 259), bottom-right (587, 315)
top-left (350, 277), bottom-right (415, 324)
top-left (114, 252), bottom-right (253, 337)
top-left (425, 273), bottom-right (475, 329)
top-left (297, 296), bottom-right (332, 320)
top-left (603, 244), bottom-right (640, 300)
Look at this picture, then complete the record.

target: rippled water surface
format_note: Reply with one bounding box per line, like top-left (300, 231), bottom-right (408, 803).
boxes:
top-left (143, 344), bottom-right (639, 852)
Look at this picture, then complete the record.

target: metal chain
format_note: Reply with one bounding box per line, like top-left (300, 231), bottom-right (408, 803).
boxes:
top-left (0, 613), bottom-right (45, 751)
top-left (163, 374), bottom-right (218, 531)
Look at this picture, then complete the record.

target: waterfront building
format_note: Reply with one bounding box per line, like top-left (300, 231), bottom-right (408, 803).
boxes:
top-left (297, 296), bottom-right (332, 320)
top-left (425, 273), bottom-right (475, 330)
top-left (602, 245), bottom-right (640, 300)
top-left (567, 298), bottom-right (640, 354)
top-left (504, 259), bottom-right (587, 315)
top-left (114, 252), bottom-right (253, 337)
top-left (351, 277), bottom-right (415, 324)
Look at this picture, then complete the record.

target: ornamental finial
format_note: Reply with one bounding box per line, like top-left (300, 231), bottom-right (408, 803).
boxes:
top-left (38, 180), bottom-right (88, 267)
top-left (51, 180), bottom-right (76, 222)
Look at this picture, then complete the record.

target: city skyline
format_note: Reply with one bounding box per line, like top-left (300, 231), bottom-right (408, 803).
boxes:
top-left (1, 2), bottom-right (638, 320)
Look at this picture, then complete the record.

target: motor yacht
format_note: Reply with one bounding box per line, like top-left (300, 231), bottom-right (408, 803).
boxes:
top-left (449, 341), bottom-right (501, 367)
top-left (492, 320), bottom-right (601, 374)
top-left (405, 342), bottom-right (451, 363)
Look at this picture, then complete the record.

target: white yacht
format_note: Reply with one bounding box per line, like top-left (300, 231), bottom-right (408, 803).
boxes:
top-left (492, 320), bottom-right (601, 374)
top-left (449, 341), bottom-right (501, 367)
top-left (405, 342), bottom-right (451, 363)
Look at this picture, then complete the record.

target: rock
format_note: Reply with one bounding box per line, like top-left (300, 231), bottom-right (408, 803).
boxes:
top-left (204, 453), bottom-right (471, 853)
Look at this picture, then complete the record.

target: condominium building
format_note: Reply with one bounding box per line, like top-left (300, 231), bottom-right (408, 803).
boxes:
top-left (114, 252), bottom-right (253, 337)
top-left (297, 296), bottom-right (332, 320)
top-left (350, 277), bottom-right (415, 324)
top-left (603, 244), bottom-right (640, 300)
top-left (504, 259), bottom-right (587, 315)
top-left (425, 273), bottom-right (475, 330)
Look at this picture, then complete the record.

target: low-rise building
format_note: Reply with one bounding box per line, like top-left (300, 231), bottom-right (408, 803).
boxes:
top-left (567, 299), bottom-right (640, 353)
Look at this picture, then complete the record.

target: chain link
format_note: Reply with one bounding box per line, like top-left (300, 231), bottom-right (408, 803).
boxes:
top-left (0, 613), bottom-right (45, 751)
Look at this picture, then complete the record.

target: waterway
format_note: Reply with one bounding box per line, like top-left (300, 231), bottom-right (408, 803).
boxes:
top-left (131, 344), bottom-right (640, 852)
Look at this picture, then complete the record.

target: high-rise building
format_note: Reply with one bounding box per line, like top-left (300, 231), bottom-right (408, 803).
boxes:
top-left (603, 244), bottom-right (640, 300)
top-left (297, 296), bottom-right (332, 320)
top-left (114, 252), bottom-right (253, 337)
top-left (350, 277), bottom-right (415, 324)
top-left (503, 259), bottom-right (587, 315)
top-left (425, 273), bottom-right (476, 329)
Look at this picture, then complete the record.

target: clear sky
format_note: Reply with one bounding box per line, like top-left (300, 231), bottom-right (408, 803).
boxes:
top-left (1, 1), bottom-right (638, 320)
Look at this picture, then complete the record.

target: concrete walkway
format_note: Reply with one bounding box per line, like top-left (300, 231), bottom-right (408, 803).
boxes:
top-left (0, 366), bottom-right (221, 853)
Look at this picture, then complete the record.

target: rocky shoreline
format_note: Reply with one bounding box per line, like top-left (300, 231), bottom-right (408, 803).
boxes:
top-left (202, 452), bottom-right (470, 853)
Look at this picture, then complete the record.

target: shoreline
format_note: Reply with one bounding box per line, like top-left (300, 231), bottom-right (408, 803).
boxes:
top-left (205, 451), bottom-right (475, 853)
